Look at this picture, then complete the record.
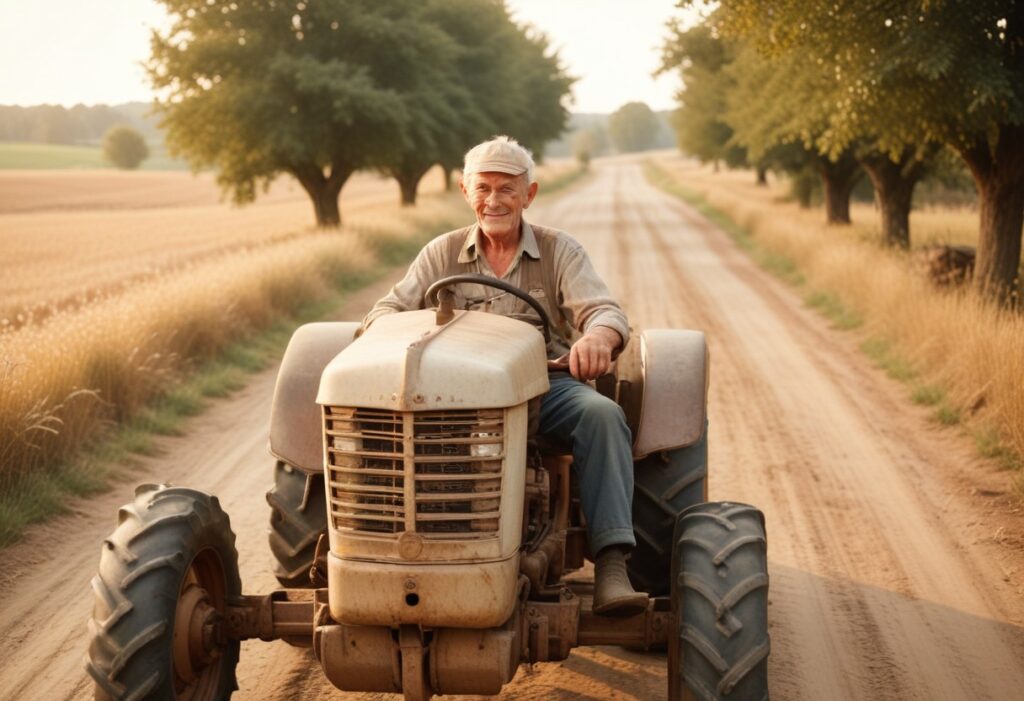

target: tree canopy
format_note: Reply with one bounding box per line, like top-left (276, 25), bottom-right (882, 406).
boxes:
top-left (102, 126), bottom-right (149, 170)
top-left (659, 23), bottom-right (746, 169)
top-left (700, 0), bottom-right (1024, 298)
top-left (148, 0), bottom-right (573, 225)
top-left (607, 102), bottom-right (661, 154)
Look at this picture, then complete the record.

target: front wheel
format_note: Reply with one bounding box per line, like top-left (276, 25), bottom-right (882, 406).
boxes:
top-left (668, 502), bottom-right (769, 701)
top-left (86, 484), bottom-right (241, 701)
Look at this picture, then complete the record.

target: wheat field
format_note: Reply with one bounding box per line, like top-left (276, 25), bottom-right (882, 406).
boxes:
top-left (0, 168), bottom-right (448, 327)
top-left (649, 154), bottom-right (1024, 475)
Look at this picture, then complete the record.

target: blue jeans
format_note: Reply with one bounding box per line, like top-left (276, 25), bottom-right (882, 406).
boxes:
top-left (539, 373), bottom-right (636, 554)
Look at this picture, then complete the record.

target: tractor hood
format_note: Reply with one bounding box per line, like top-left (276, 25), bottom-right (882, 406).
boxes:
top-left (317, 309), bottom-right (549, 411)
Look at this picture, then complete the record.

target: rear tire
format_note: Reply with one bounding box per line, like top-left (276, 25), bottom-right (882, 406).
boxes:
top-left (86, 483), bottom-right (241, 701)
top-left (629, 428), bottom-right (708, 596)
top-left (267, 461), bottom-right (326, 588)
top-left (669, 502), bottom-right (769, 701)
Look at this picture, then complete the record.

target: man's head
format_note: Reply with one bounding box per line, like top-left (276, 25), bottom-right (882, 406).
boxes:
top-left (460, 136), bottom-right (539, 240)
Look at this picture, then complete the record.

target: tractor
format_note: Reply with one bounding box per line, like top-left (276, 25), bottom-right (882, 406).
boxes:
top-left (86, 274), bottom-right (770, 700)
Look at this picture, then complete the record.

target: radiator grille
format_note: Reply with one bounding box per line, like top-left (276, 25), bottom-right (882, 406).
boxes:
top-left (325, 406), bottom-right (504, 536)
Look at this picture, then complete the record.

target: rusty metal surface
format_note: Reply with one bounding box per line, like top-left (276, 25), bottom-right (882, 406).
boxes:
top-left (225, 590), bottom-right (314, 644)
top-left (576, 591), bottom-right (672, 649)
top-left (269, 322), bottom-right (360, 473)
top-left (315, 619), bottom-right (401, 693)
top-left (430, 625), bottom-right (519, 695)
top-left (326, 553), bottom-right (520, 628)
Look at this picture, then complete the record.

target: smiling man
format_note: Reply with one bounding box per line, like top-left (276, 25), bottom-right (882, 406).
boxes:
top-left (361, 135), bottom-right (647, 615)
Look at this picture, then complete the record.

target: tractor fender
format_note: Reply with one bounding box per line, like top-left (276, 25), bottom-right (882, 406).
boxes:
top-left (617, 329), bottom-right (708, 460)
top-left (269, 321), bottom-right (361, 474)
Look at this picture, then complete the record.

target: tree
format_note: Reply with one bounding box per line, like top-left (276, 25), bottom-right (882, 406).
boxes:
top-left (711, 0), bottom-right (1024, 300)
top-left (659, 23), bottom-right (747, 171)
top-left (149, 0), bottom-right (453, 227)
top-left (719, 43), bottom-right (865, 224)
top-left (504, 28), bottom-right (574, 161)
top-left (662, 7), bottom-right (939, 236)
top-left (390, 0), bottom-right (572, 204)
top-left (102, 125), bottom-right (149, 170)
top-left (857, 145), bottom-right (936, 248)
top-left (572, 128), bottom-right (597, 170)
top-left (607, 102), bottom-right (661, 154)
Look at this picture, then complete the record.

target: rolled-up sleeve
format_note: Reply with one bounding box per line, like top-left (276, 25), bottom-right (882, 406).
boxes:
top-left (553, 237), bottom-right (630, 348)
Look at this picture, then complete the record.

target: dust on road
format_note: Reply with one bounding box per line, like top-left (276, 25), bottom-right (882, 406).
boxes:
top-left (2, 159), bottom-right (1022, 701)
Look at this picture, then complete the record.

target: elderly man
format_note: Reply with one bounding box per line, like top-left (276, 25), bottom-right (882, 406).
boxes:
top-left (361, 136), bottom-right (647, 615)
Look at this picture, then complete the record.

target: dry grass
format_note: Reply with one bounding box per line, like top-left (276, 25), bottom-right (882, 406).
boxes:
top-left (649, 155), bottom-right (1024, 475)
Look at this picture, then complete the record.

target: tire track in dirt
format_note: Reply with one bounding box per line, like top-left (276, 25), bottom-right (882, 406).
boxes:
top-left (618, 177), bottom-right (909, 698)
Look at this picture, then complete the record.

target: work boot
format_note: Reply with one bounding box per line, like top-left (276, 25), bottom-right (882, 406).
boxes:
top-left (593, 546), bottom-right (649, 616)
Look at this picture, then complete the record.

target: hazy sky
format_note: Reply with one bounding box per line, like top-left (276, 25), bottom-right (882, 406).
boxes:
top-left (0, 0), bottom-right (692, 114)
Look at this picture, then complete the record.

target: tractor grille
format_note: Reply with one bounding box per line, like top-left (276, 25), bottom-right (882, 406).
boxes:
top-left (324, 406), bottom-right (504, 537)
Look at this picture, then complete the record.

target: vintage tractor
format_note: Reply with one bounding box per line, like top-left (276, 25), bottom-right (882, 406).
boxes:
top-left (86, 275), bottom-right (770, 700)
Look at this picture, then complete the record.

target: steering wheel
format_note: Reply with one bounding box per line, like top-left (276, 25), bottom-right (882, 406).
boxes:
top-left (424, 273), bottom-right (553, 344)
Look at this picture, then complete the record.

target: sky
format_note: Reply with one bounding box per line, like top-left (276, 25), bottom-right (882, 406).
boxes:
top-left (0, 0), bottom-right (694, 114)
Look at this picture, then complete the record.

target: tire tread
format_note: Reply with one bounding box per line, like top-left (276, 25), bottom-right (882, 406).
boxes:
top-left (86, 484), bottom-right (240, 700)
top-left (673, 501), bottom-right (769, 700)
top-left (266, 462), bottom-right (326, 588)
top-left (629, 432), bottom-right (708, 595)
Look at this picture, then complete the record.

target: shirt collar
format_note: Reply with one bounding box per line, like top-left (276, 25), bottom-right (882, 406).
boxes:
top-left (458, 220), bottom-right (541, 264)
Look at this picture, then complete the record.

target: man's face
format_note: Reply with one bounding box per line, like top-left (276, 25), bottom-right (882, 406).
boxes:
top-left (460, 171), bottom-right (539, 240)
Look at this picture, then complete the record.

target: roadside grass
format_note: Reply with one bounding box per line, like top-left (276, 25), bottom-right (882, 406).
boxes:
top-left (0, 196), bottom-right (465, 547)
top-left (644, 157), bottom-right (1024, 491)
top-left (807, 291), bottom-right (863, 330)
top-left (0, 300), bottom-right (321, 545)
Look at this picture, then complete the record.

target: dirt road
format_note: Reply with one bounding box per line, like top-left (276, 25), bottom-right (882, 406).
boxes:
top-left (2, 159), bottom-right (1023, 700)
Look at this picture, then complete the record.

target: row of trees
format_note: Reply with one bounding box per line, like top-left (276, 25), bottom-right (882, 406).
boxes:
top-left (149, 0), bottom-right (573, 226)
top-left (0, 104), bottom-right (129, 145)
top-left (662, 1), bottom-right (1024, 301)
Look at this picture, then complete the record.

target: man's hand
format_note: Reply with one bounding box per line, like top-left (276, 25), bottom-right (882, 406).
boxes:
top-left (566, 326), bottom-right (622, 381)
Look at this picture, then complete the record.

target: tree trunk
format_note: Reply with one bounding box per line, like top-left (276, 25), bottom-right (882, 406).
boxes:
top-left (818, 152), bottom-right (862, 224)
top-left (859, 149), bottom-right (928, 248)
top-left (398, 177), bottom-right (418, 206)
top-left (291, 163), bottom-right (351, 228)
top-left (392, 164), bottom-right (431, 207)
top-left (756, 164), bottom-right (768, 186)
top-left (790, 167), bottom-right (815, 208)
top-left (441, 165), bottom-right (454, 192)
top-left (958, 125), bottom-right (1024, 303)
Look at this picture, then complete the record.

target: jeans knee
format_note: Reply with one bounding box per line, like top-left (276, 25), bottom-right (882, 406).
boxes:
top-left (578, 394), bottom-right (627, 432)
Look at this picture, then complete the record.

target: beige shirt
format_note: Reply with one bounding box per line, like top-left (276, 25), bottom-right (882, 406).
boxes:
top-left (362, 220), bottom-right (629, 359)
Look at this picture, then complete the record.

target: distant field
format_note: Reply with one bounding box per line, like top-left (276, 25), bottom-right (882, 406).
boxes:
top-left (0, 141), bottom-right (187, 171)
top-left (0, 168), bottom-right (448, 325)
